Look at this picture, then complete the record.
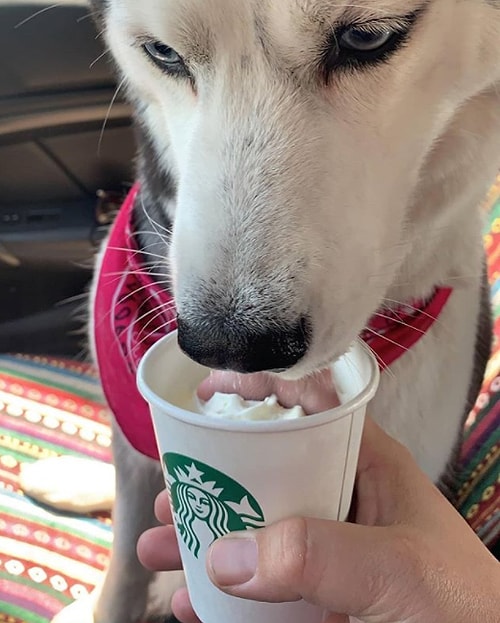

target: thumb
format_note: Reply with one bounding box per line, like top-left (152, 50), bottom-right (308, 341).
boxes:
top-left (207, 518), bottom-right (416, 618)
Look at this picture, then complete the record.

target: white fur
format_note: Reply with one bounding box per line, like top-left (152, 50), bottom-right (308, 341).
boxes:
top-left (49, 0), bottom-right (500, 621)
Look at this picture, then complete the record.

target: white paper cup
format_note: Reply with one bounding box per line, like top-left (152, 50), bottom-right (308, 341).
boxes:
top-left (137, 332), bottom-right (379, 623)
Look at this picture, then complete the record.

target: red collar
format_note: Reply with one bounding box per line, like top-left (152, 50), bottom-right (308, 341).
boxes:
top-left (94, 185), bottom-right (453, 459)
top-left (361, 288), bottom-right (452, 370)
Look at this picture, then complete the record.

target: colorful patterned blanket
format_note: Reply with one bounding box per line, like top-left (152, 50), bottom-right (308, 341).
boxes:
top-left (453, 182), bottom-right (500, 549)
top-left (0, 180), bottom-right (499, 621)
top-left (0, 357), bottom-right (112, 622)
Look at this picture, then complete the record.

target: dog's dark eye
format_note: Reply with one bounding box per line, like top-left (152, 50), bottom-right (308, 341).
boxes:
top-left (340, 27), bottom-right (393, 52)
top-left (143, 41), bottom-right (190, 77)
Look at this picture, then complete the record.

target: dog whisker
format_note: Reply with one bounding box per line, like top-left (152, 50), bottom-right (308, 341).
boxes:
top-left (106, 245), bottom-right (168, 262)
top-left (97, 269), bottom-right (171, 300)
top-left (131, 317), bottom-right (177, 354)
top-left (133, 224), bottom-right (173, 239)
top-left (132, 227), bottom-right (173, 240)
top-left (381, 297), bottom-right (441, 323)
top-left (93, 287), bottom-right (166, 336)
top-left (90, 49), bottom-right (111, 69)
top-left (102, 269), bottom-right (170, 280)
top-left (363, 327), bottom-right (411, 355)
top-left (389, 273), bottom-right (483, 288)
top-left (131, 223), bottom-right (172, 240)
top-left (372, 311), bottom-right (427, 335)
top-left (95, 27), bottom-right (106, 40)
top-left (93, 272), bottom-right (173, 336)
top-left (358, 338), bottom-right (397, 381)
top-left (135, 299), bottom-right (177, 341)
top-left (15, 3), bottom-right (62, 28)
top-left (98, 77), bottom-right (126, 156)
top-left (119, 280), bottom-right (173, 306)
top-left (55, 292), bottom-right (90, 307)
top-left (139, 195), bottom-right (173, 238)
top-left (132, 299), bottom-right (177, 328)
top-left (133, 303), bottom-right (177, 344)
top-left (77, 11), bottom-right (97, 23)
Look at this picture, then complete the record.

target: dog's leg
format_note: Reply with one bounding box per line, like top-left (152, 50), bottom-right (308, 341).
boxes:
top-left (93, 419), bottom-right (166, 623)
top-left (20, 457), bottom-right (115, 513)
top-left (52, 420), bottom-right (182, 623)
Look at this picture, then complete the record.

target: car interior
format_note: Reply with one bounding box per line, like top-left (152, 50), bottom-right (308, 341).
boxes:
top-left (0, 0), bottom-right (134, 356)
top-left (0, 2), bottom-right (498, 623)
top-left (0, 3), bottom-right (141, 621)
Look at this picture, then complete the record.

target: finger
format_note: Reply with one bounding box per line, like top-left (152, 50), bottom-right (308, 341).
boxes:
top-left (355, 418), bottom-right (441, 526)
top-left (206, 518), bottom-right (414, 618)
top-left (137, 525), bottom-right (182, 571)
top-left (171, 587), bottom-right (202, 623)
top-left (154, 489), bottom-right (173, 525)
top-left (353, 417), bottom-right (412, 526)
top-left (356, 416), bottom-right (411, 474)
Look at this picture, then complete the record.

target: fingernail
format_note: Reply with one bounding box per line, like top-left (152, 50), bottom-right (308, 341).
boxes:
top-left (208, 536), bottom-right (258, 586)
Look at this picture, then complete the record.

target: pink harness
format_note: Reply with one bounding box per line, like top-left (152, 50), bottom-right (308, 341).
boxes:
top-left (93, 185), bottom-right (453, 460)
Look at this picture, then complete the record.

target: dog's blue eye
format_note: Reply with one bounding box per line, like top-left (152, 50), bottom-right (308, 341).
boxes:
top-left (340, 28), bottom-right (393, 52)
top-left (143, 42), bottom-right (182, 65)
top-left (320, 13), bottom-right (421, 81)
top-left (143, 41), bottom-right (190, 77)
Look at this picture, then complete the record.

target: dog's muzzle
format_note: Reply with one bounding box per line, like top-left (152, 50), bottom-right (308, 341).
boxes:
top-left (177, 315), bottom-right (311, 373)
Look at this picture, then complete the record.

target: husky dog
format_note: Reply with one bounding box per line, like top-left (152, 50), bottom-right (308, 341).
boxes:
top-left (51, 0), bottom-right (500, 621)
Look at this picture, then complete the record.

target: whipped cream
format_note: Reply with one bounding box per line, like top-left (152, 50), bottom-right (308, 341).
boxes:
top-left (198, 392), bottom-right (305, 421)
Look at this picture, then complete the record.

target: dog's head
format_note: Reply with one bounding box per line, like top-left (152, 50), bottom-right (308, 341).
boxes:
top-left (94, 0), bottom-right (500, 376)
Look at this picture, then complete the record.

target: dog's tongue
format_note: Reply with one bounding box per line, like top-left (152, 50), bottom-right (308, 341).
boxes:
top-left (197, 369), bottom-right (340, 415)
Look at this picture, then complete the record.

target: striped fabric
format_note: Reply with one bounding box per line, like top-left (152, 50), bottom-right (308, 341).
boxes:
top-left (451, 181), bottom-right (500, 549)
top-left (0, 356), bottom-right (112, 623)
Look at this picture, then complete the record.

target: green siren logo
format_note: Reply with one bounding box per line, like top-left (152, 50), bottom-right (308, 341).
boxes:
top-left (164, 453), bottom-right (265, 559)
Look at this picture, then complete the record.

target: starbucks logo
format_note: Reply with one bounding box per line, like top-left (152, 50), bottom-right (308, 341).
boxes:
top-left (164, 453), bottom-right (266, 559)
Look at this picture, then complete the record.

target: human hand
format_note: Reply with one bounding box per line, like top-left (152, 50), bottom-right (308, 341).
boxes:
top-left (137, 418), bottom-right (500, 623)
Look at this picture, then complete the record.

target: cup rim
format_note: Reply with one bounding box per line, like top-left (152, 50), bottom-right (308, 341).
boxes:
top-left (137, 332), bottom-right (380, 432)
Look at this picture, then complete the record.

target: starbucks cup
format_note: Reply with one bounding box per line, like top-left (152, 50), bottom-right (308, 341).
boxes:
top-left (137, 332), bottom-right (379, 623)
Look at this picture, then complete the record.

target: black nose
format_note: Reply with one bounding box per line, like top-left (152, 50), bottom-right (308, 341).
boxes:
top-left (177, 316), bottom-right (311, 373)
